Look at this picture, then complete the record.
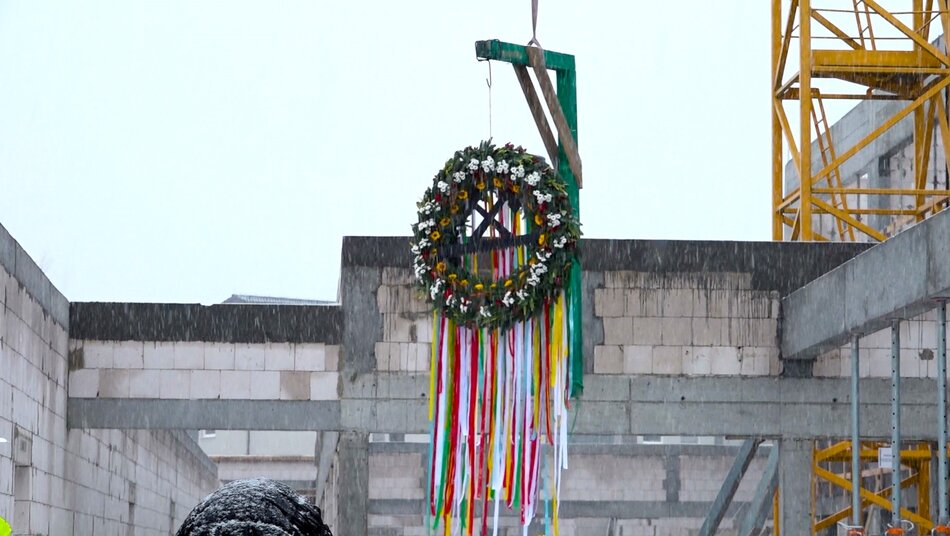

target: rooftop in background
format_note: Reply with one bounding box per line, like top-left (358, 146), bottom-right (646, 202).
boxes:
top-left (221, 294), bottom-right (337, 306)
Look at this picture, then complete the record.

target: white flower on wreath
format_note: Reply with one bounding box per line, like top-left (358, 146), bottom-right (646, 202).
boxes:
top-left (496, 160), bottom-right (510, 174)
top-left (546, 213), bottom-right (562, 227)
top-left (532, 190), bottom-right (553, 204)
top-left (501, 291), bottom-right (515, 307)
top-left (481, 156), bottom-right (495, 173)
top-left (446, 294), bottom-right (457, 307)
top-left (511, 165), bottom-right (525, 178)
top-left (525, 171), bottom-right (541, 186)
top-left (452, 171), bottom-right (466, 183)
top-left (468, 158), bottom-right (480, 171)
top-left (418, 238), bottom-right (430, 248)
top-left (553, 236), bottom-right (568, 249)
top-left (437, 181), bottom-right (449, 193)
top-left (479, 306), bottom-right (491, 318)
top-left (429, 280), bottom-right (443, 300)
top-left (460, 299), bottom-right (470, 313)
top-left (516, 289), bottom-right (528, 301)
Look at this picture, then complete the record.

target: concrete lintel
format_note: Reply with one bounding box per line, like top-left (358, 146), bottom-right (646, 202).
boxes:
top-left (782, 209), bottom-right (950, 359)
top-left (67, 399), bottom-right (341, 430)
top-left (625, 376), bottom-right (947, 439)
top-left (368, 499), bottom-right (750, 519)
top-left (68, 376), bottom-right (950, 437)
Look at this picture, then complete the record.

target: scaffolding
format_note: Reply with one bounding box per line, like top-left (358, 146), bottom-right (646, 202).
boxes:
top-left (772, 0), bottom-right (950, 242)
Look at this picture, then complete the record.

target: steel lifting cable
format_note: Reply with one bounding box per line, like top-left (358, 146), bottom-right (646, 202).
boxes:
top-left (528, 0), bottom-right (541, 48)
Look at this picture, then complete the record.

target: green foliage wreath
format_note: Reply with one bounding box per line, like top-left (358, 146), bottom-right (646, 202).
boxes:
top-left (411, 141), bottom-right (581, 329)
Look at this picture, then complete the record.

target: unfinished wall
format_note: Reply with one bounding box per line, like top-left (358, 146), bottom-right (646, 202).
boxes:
top-left (67, 302), bottom-right (342, 403)
top-left (0, 223), bottom-right (218, 535)
top-left (337, 237), bottom-right (868, 536)
top-left (813, 308), bottom-right (946, 378)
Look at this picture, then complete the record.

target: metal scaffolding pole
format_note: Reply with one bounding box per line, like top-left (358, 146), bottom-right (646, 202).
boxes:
top-left (891, 320), bottom-right (902, 529)
top-left (851, 334), bottom-right (861, 528)
top-left (939, 301), bottom-right (948, 525)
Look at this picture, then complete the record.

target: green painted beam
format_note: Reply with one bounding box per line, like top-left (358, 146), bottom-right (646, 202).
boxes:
top-left (475, 39), bottom-right (575, 71)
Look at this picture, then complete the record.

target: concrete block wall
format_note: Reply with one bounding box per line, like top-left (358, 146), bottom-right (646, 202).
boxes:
top-left (813, 308), bottom-right (947, 378)
top-left (339, 238), bottom-right (870, 536)
top-left (68, 340), bottom-right (341, 401)
top-left (592, 272), bottom-right (781, 377)
top-left (375, 267), bottom-right (431, 373)
top-left (0, 225), bottom-right (218, 535)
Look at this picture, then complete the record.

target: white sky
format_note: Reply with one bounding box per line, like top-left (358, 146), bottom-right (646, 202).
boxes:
top-left (0, 0), bottom-right (772, 304)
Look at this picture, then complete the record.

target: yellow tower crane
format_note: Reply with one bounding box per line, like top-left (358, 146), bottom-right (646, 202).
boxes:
top-left (773, 0), bottom-right (950, 242)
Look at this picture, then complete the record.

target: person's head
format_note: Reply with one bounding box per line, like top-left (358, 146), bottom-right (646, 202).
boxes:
top-left (176, 479), bottom-right (333, 536)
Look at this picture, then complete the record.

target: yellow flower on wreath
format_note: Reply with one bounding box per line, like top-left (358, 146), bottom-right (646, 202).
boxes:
top-left (439, 217), bottom-right (451, 227)
top-left (492, 177), bottom-right (504, 188)
top-left (538, 233), bottom-right (546, 246)
top-left (450, 204), bottom-right (460, 214)
top-left (435, 261), bottom-right (447, 272)
top-left (458, 191), bottom-right (469, 201)
top-left (511, 184), bottom-right (520, 193)
top-left (430, 231), bottom-right (441, 241)
top-left (534, 214), bottom-right (544, 226)
top-left (460, 279), bottom-right (469, 287)
top-left (448, 273), bottom-right (458, 281)
top-left (475, 180), bottom-right (486, 191)
top-left (474, 283), bottom-right (485, 291)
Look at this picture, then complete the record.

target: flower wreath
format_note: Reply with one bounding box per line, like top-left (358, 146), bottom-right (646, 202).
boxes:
top-left (411, 141), bottom-right (581, 329)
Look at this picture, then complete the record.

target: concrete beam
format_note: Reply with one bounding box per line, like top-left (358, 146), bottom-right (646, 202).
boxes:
top-left (624, 376), bottom-right (947, 439)
top-left (68, 376), bottom-right (950, 438)
top-left (67, 399), bottom-right (341, 430)
top-left (782, 209), bottom-right (950, 359)
top-left (368, 499), bottom-right (752, 519)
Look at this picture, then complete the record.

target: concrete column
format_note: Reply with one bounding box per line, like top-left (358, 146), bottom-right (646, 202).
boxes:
top-left (337, 431), bottom-right (369, 536)
top-left (779, 438), bottom-right (813, 536)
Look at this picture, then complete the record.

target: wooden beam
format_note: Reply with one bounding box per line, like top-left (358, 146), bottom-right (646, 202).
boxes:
top-left (513, 65), bottom-right (560, 169)
top-left (525, 46), bottom-right (583, 188)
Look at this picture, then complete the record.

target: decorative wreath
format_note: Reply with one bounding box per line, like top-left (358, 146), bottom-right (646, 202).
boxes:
top-left (411, 141), bottom-right (581, 329)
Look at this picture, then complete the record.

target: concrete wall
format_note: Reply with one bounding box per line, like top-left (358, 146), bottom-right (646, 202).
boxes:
top-left (0, 223), bottom-right (218, 535)
top-left (67, 340), bottom-right (340, 401)
top-left (334, 237), bottom-right (868, 536)
top-left (813, 308), bottom-right (945, 378)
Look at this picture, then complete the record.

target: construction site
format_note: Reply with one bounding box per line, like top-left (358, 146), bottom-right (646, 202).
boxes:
top-left (4, 1), bottom-right (950, 535)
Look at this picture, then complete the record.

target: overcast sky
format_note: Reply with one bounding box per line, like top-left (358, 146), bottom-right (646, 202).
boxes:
top-left (0, 0), bottom-right (772, 304)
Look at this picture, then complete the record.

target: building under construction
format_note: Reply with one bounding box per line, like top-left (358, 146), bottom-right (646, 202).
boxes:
top-left (3, 2), bottom-right (950, 535)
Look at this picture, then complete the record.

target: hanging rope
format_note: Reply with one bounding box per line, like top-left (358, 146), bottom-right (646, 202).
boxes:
top-left (486, 61), bottom-right (493, 139)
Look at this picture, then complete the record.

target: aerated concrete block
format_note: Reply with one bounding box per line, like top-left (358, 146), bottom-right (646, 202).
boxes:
top-left (204, 343), bottom-right (235, 370)
top-left (593, 345), bottom-right (623, 374)
top-left (294, 343), bottom-right (326, 371)
top-left (113, 341), bottom-right (144, 369)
